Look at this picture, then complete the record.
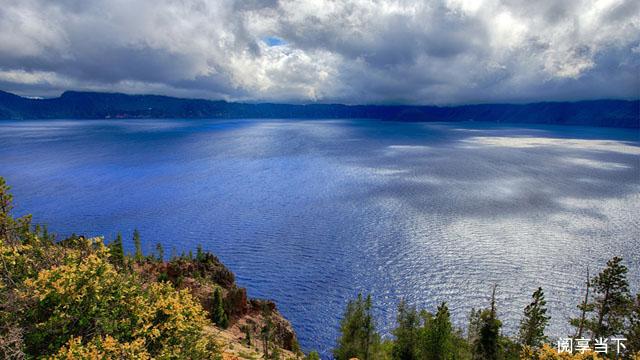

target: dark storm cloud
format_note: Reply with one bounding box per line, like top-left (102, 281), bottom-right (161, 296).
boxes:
top-left (0, 0), bottom-right (638, 104)
top-left (276, 2), bottom-right (488, 67)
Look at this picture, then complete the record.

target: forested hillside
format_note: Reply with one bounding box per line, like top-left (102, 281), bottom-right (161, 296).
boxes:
top-left (0, 90), bottom-right (637, 128)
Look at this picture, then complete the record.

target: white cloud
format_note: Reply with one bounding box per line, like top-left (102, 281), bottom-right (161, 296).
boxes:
top-left (0, 0), bottom-right (637, 103)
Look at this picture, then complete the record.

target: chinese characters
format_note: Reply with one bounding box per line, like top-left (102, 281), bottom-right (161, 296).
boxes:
top-left (556, 337), bottom-right (626, 355)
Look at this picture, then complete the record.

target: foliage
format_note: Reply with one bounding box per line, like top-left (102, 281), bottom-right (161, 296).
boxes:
top-left (473, 286), bottom-right (502, 360)
top-left (467, 308), bottom-right (481, 345)
top-left (2, 174), bottom-right (639, 360)
top-left (20, 243), bottom-right (145, 354)
top-left (306, 350), bottom-right (320, 360)
top-left (109, 232), bottom-right (125, 267)
top-left (261, 304), bottom-right (273, 358)
top-left (627, 294), bottom-right (640, 355)
top-left (519, 344), bottom-right (604, 359)
top-left (419, 302), bottom-right (454, 360)
top-left (50, 336), bottom-right (150, 359)
top-left (588, 257), bottom-right (631, 338)
top-left (133, 229), bottom-right (143, 262)
top-left (212, 287), bottom-right (229, 329)
top-left (165, 251), bottom-right (235, 288)
top-left (392, 300), bottom-right (420, 360)
top-left (567, 257), bottom-right (633, 342)
top-left (143, 282), bottom-right (219, 358)
top-left (0, 176), bottom-right (220, 359)
top-left (271, 345), bottom-right (281, 360)
top-left (519, 287), bottom-right (550, 348)
top-left (156, 242), bottom-right (164, 262)
top-left (15, 241), bottom-right (218, 358)
top-left (336, 270), bottom-right (637, 360)
top-left (390, 300), bottom-right (470, 360)
top-left (569, 268), bottom-right (593, 339)
top-left (500, 336), bottom-right (521, 360)
top-left (241, 324), bottom-right (252, 346)
top-left (0, 177), bottom-right (32, 246)
top-left (334, 293), bottom-right (381, 360)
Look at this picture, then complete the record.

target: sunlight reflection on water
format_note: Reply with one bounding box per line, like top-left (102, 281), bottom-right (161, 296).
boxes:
top-left (0, 118), bottom-right (638, 356)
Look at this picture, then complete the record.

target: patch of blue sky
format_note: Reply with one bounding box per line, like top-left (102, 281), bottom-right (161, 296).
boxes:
top-left (264, 36), bottom-right (286, 46)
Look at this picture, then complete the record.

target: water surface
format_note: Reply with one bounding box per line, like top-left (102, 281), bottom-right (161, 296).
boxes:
top-left (0, 118), bottom-right (638, 355)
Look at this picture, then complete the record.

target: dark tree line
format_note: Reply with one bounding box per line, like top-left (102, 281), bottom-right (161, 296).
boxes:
top-left (331, 257), bottom-right (637, 359)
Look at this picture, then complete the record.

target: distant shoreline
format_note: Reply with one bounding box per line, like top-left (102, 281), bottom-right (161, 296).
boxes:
top-left (1, 89), bottom-right (638, 128)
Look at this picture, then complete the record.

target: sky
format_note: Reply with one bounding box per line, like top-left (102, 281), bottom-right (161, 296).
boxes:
top-left (0, 0), bottom-right (638, 105)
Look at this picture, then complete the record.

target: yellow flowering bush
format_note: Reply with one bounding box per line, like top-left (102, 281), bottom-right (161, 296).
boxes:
top-left (520, 344), bottom-right (604, 360)
top-left (50, 336), bottom-right (150, 359)
top-left (143, 282), bottom-right (219, 359)
top-left (1, 178), bottom-right (222, 359)
top-left (21, 241), bottom-right (146, 354)
top-left (17, 239), bottom-right (218, 358)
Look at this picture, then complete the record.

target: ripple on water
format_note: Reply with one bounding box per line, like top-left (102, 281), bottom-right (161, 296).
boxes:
top-left (0, 119), bottom-right (638, 356)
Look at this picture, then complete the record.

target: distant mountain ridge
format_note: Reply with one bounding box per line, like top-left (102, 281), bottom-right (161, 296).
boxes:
top-left (0, 90), bottom-right (638, 128)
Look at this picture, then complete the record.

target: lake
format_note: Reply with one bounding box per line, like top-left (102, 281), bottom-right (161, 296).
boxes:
top-left (0, 118), bottom-right (638, 355)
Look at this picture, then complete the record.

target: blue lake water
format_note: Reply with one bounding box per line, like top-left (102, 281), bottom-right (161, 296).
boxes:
top-left (0, 118), bottom-right (638, 355)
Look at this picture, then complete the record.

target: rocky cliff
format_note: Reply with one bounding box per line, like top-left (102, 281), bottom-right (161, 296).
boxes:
top-left (135, 251), bottom-right (301, 359)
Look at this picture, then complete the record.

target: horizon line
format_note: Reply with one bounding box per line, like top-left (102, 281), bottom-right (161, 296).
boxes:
top-left (3, 89), bottom-right (639, 108)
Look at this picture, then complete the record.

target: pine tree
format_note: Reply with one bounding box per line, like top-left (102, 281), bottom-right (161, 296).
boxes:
top-left (241, 325), bottom-right (252, 346)
top-left (420, 302), bottom-right (454, 360)
top-left (41, 224), bottom-right (52, 243)
top-left (518, 287), bottom-right (549, 348)
top-left (196, 244), bottom-right (205, 262)
top-left (467, 308), bottom-right (481, 344)
top-left (569, 267), bottom-right (593, 338)
top-left (589, 257), bottom-right (631, 339)
top-left (261, 304), bottom-right (273, 359)
top-left (306, 351), bottom-right (320, 360)
top-left (392, 299), bottom-right (420, 360)
top-left (133, 229), bottom-right (142, 262)
top-left (155, 243), bottom-right (164, 262)
top-left (333, 293), bottom-right (381, 360)
top-left (270, 346), bottom-right (281, 360)
top-left (211, 287), bottom-right (228, 328)
top-left (0, 176), bottom-right (12, 242)
top-left (627, 294), bottom-right (640, 354)
top-left (0, 176), bottom-right (31, 245)
top-left (473, 285), bottom-right (501, 360)
top-left (109, 233), bottom-right (125, 267)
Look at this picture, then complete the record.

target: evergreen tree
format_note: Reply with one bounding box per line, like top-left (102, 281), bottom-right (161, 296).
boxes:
top-left (306, 351), bottom-right (320, 360)
top-left (472, 285), bottom-right (501, 360)
top-left (625, 293), bottom-right (640, 354)
top-left (155, 243), bottom-right (164, 262)
top-left (196, 244), bottom-right (205, 262)
top-left (499, 336), bottom-right (521, 360)
top-left (467, 308), bottom-right (481, 344)
top-left (108, 232), bottom-right (125, 267)
top-left (569, 267), bottom-right (593, 338)
top-left (518, 287), bottom-right (549, 348)
top-left (333, 293), bottom-right (381, 360)
top-left (261, 304), bottom-right (273, 359)
top-left (589, 257), bottom-right (631, 339)
top-left (41, 224), bottom-right (52, 243)
top-left (0, 176), bottom-right (12, 242)
top-left (392, 299), bottom-right (420, 360)
top-left (270, 346), bottom-right (281, 360)
top-left (0, 176), bottom-right (31, 245)
top-left (420, 302), bottom-right (454, 360)
top-left (133, 229), bottom-right (143, 262)
top-left (241, 325), bottom-right (252, 346)
top-left (211, 287), bottom-right (228, 328)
